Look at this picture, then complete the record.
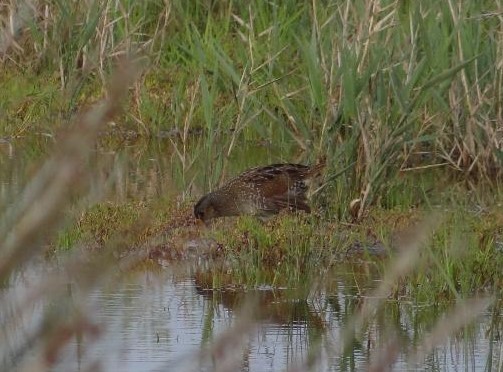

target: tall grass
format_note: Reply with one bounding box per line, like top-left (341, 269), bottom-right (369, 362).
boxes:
top-left (2, 0), bottom-right (502, 216)
top-left (0, 2), bottom-right (502, 369)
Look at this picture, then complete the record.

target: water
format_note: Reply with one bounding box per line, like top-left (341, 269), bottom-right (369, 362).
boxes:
top-left (0, 139), bottom-right (502, 371)
top-left (2, 258), bottom-right (500, 372)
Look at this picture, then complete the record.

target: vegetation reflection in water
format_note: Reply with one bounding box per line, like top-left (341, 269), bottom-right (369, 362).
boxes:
top-left (2, 258), bottom-right (499, 371)
top-left (1, 0), bottom-right (503, 369)
top-left (1, 136), bottom-right (501, 371)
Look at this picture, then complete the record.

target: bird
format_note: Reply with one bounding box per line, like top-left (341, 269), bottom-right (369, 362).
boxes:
top-left (194, 160), bottom-right (325, 223)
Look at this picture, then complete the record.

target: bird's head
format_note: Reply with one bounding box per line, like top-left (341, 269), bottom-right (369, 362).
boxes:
top-left (194, 194), bottom-right (218, 223)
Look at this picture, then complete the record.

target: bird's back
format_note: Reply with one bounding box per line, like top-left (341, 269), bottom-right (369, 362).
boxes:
top-left (194, 160), bottom-right (326, 222)
top-left (217, 162), bottom-right (325, 216)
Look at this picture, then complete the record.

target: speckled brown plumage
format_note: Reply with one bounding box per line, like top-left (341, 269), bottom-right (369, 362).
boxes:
top-left (194, 161), bottom-right (325, 222)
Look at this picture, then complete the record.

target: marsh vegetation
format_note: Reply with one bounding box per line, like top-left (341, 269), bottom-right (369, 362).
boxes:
top-left (1, 0), bottom-right (502, 370)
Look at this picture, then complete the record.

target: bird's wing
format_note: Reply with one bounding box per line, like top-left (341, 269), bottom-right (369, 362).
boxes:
top-left (231, 164), bottom-right (310, 198)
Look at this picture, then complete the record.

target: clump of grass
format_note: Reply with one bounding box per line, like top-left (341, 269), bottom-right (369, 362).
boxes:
top-left (55, 194), bottom-right (197, 252)
top-left (55, 201), bottom-right (148, 250)
top-left (179, 202), bottom-right (502, 300)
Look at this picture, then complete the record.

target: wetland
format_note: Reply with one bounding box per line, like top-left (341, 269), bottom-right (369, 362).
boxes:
top-left (1, 1), bottom-right (503, 371)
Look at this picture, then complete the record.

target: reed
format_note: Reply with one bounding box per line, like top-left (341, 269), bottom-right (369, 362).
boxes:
top-left (2, 0), bottom-right (503, 215)
top-left (1, 0), bottom-right (502, 370)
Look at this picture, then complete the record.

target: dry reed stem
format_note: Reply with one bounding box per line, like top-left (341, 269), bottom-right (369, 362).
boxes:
top-left (157, 296), bottom-right (257, 372)
top-left (367, 335), bottom-right (401, 372)
top-left (340, 215), bottom-right (439, 351)
top-left (0, 59), bottom-right (141, 281)
top-left (1, 210), bottom-right (165, 370)
top-left (0, 0), bottom-right (36, 56)
top-left (0, 58), bottom-right (143, 370)
top-left (409, 296), bottom-right (493, 365)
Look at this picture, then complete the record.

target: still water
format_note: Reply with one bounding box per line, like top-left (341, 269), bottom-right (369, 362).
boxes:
top-left (0, 139), bottom-right (502, 371)
top-left (3, 259), bottom-right (501, 371)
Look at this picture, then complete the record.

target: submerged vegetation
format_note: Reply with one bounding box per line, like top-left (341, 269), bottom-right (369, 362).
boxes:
top-left (1, 0), bottom-right (502, 370)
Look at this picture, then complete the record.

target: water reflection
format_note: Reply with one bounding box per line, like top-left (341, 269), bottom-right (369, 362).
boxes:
top-left (1, 260), bottom-right (501, 371)
top-left (1, 139), bottom-right (502, 371)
